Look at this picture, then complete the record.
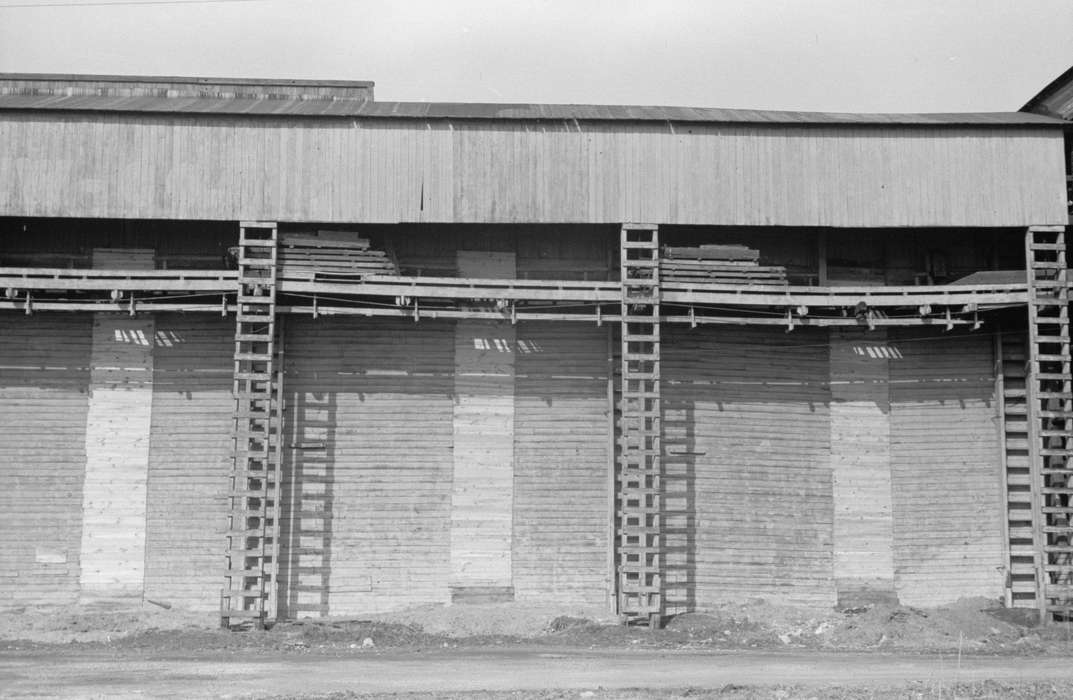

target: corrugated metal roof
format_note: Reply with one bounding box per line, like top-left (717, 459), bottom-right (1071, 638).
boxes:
top-left (0, 93), bottom-right (1064, 127)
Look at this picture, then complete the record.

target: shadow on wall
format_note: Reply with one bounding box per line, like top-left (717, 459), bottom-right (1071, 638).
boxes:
top-left (278, 389), bottom-right (336, 620)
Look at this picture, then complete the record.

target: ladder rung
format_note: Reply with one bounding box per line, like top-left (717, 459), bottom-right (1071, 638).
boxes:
top-left (220, 609), bottom-right (267, 620)
top-left (225, 528), bottom-right (275, 537)
top-left (235, 372), bottom-right (273, 381)
top-left (235, 353), bottom-right (274, 362)
top-left (229, 489), bottom-right (274, 498)
top-left (223, 568), bottom-right (267, 578)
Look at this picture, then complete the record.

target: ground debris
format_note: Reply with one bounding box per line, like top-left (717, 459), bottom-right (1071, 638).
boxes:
top-left (4, 596), bottom-right (1073, 656)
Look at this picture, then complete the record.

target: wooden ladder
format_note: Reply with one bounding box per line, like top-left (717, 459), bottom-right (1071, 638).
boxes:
top-left (221, 222), bottom-right (284, 629)
top-left (1025, 225), bottom-right (1073, 622)
top-left (998, 330), bottom-right (1038, 608)
top-left (617, 224), bottom-right (663, 627)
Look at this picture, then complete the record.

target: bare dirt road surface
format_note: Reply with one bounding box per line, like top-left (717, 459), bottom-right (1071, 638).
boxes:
top-left (2, 598), bottom-right (1072, 698)
top-left (1, 648), bottom-right (1072, 699)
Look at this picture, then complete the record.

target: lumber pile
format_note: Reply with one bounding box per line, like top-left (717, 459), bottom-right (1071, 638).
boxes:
top-left (278, 231), bottom-right (398, 280)
top-left (660, 244), bottom-right (787, 286)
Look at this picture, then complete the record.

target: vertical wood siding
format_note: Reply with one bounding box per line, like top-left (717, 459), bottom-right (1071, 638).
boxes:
top-left (663, 326), bottom-right (834, 607)
top-left (143, 315), bottom-right (233, 611)
top-left (512, 323), bottom-right (611, 606)
top-left (0, 113), bottom-right (1064, 226)
top-left (282, 318), bottom-right (455, 615)
top-left (889, 330), bottom-right (1004, 605)
top-left (0, 314), bottom-right (90, 606)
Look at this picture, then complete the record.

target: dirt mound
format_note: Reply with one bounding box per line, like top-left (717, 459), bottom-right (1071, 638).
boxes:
top-left (820, 597), bottom-right (1032, 652)
top-left (0, 601), bottom-right (212, 644)
top-left (367, 602), bottom-right (614, 638)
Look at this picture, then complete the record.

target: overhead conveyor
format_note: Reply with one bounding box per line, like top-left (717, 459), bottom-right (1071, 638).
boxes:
top-left (0, 264), bottom-right (1043, 327)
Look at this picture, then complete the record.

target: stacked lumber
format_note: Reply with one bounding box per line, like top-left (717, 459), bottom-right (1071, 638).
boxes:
top-left (660, 244), bottom-right (787, 286)
top-left (278, 231), bottom-right (398, 280)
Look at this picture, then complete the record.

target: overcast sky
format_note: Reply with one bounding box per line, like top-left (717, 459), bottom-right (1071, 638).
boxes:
top-left (0, 0), bottom-right (1069, 112)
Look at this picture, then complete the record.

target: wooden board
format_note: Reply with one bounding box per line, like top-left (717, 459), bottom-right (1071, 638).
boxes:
top-left (281, 317), bottom-right (455, 615)
top-left (78, 315), bottom-right (154, 600)
top-left (663, 326), bottom-right (835, 608)
top-left (0, 314), bottom-right (91, 606)
top-left (512, 323), bottom-right (611, 606)
top-left (143, 315), bottom-right (233, 612)
top-left (829, 330), bottom-right (897, 606)
top-left (0, 114), bottom-right (1064, 226)
top-left (90, 248), bottom-right (155, 271)
top-left (888, 329), bottom-right (1005, 605)
top-left (450, 251), bottom-right (516, 596)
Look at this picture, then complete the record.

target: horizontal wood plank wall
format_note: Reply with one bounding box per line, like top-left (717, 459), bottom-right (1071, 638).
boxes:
top-left (512, 323), bottom-right (611, 606)
top-left (888, 330), bottom-right (1004, 605)
top-left (78, 315), bottom-right (154, 600)
top-left (450, 250), bottom-right (516, 599)
top-left (283, 318), bottom-right (455, 615)
top-left (143, 315), bottom-right (233, 611)
top-left (829, 330), bottom-right (897, 605)
top-left (663, 326), bottom-right (834, 607)
top-left (0, 113), bottom-right (1065, 226)
top-left (0, 315), bottom-right (90, 606)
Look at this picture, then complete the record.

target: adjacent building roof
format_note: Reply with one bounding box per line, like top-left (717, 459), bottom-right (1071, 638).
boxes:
top-left (1022, 65), bottom-right (1073, 120)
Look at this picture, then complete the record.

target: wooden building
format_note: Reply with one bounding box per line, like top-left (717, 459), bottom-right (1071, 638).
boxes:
top-left (0, 73), bottom-right (1071, 627)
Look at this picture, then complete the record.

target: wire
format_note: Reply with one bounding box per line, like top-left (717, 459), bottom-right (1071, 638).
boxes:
top-left (0, 0), bottom-right (264, 8)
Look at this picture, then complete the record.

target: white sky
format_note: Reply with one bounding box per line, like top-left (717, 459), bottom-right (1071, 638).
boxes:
top-left (0, 0), bottom-right (1069, 112)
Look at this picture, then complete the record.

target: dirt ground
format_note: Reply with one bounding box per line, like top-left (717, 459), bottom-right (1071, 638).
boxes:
top-left (2, 598), bottom-right (1072, 698)
top-left (2, 595), bottom-right (1071, 654)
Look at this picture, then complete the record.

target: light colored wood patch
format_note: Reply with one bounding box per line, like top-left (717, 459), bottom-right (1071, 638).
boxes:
top-left (79, 315), bottom-right (154, 600)
top-left (830, 330), bottom-right (896, 602)
top-left (451, 251), bottom-right (516, 591)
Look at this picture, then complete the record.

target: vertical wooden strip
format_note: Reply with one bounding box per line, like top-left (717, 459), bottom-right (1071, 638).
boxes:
top-left (79, 315), bottom-right (154, 600)
top-left (449, 251), bottom-right (516, 599)
top-left (829, 329), bottom-right (896, 605)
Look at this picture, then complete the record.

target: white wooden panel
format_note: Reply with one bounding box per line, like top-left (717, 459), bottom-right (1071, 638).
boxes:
top-left (450, 250), bottom-right (516, 591)
top-left (0, 314), bottom-right (90, 606)
top-left (78, 315), bottom-right (154, 599)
